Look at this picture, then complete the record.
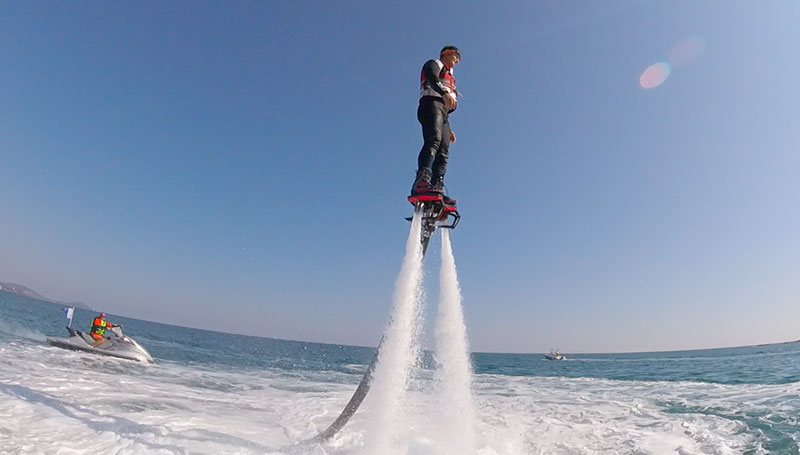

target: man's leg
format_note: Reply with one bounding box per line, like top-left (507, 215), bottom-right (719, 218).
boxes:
top-left (431, 118), bottom-right (451, 188)
top-left (412, 99), bottom-right (446, 195)
top-left (431, 119), bottom-right (456, 204)
top-left (91, 333), bottom-right (105, 347)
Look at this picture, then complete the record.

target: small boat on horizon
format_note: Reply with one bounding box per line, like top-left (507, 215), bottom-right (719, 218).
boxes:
top-left (544, 350), bottom-right (566, 361)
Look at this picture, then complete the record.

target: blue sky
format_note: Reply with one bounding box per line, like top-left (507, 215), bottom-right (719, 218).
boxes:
top-left (2, 1), bottom-right (798, 353)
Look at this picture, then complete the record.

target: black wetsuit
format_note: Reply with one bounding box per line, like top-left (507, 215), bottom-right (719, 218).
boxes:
top-left (417, 59), bottom-right (457, 184)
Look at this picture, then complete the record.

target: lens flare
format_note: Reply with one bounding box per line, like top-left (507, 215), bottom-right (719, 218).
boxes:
top-left (669, 37), bottom-right (706, 67)
top-left (639, 62), bottom-right (671, 89)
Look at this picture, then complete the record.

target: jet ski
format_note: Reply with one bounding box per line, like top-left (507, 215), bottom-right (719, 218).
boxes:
top-left (47, 325), bottom-right (154, 363)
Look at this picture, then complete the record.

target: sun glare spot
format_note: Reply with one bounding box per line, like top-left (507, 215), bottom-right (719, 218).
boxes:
top-left (670, 37), bottom-right (706, 67)
top-left (639, 62), bottom-right (671, 89)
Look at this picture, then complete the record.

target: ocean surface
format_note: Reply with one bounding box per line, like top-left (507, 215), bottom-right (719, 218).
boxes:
top-left (1, 290), bottom-right (799, 454)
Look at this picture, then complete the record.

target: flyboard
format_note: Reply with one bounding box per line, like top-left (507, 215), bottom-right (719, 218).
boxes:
top-left (305, 193), bottom-right (460, 443)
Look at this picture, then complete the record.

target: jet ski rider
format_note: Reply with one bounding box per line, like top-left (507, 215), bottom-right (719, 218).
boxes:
top-left (90, 312), bottom-right (116, 347)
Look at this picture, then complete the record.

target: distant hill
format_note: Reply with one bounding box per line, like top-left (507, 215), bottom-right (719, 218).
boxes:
top-left (0, 281), bottom-right (92, 310)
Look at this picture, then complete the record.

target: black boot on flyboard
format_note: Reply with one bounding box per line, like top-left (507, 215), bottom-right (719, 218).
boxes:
top-left (408, 170), bottom-right (460, 254)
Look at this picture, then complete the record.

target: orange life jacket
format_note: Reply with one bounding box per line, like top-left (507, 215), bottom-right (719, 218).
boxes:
top-left (91, 317), bottom-right (108, 336)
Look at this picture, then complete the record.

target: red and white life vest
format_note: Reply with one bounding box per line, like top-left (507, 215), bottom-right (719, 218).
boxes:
top-left (419, 59), bottom-right (457, 100)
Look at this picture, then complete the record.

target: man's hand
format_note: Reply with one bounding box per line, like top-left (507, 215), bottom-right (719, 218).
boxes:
top-left (450, 130), bottom-right (457, 144)
top-left (444, 92), bottom-right (458, 111)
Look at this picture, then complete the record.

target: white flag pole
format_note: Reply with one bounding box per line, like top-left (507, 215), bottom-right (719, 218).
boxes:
top-left (65, 307), bottom-right (75, 328)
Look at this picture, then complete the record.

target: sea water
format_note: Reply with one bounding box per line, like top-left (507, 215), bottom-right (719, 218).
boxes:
top-left (1, 290), bottom-right (799, 454)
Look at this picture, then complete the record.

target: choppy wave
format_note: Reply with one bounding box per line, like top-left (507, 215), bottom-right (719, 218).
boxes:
top-left (2, 292), bottom-right (800, 453)
top-left (0, 336), bottom-right (798, 453)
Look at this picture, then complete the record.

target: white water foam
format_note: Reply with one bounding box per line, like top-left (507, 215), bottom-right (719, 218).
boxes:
top-left (431, 229), bottom-right (476, 454)
top-left (0, 318), bottom-right (46, 342)
top-left (363, 210), bottom-right (426, 454)
top-left (0, 337), bottom-right (796, 454)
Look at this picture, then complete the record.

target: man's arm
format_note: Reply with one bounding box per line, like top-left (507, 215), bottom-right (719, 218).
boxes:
top-left (422, 60), bottom-right (451, 96)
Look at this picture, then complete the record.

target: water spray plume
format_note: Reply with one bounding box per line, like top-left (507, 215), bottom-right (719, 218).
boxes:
top-left (365, 210), bottom-right (426, 453)
top-left (433, 229), bottom-right (476, 454)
